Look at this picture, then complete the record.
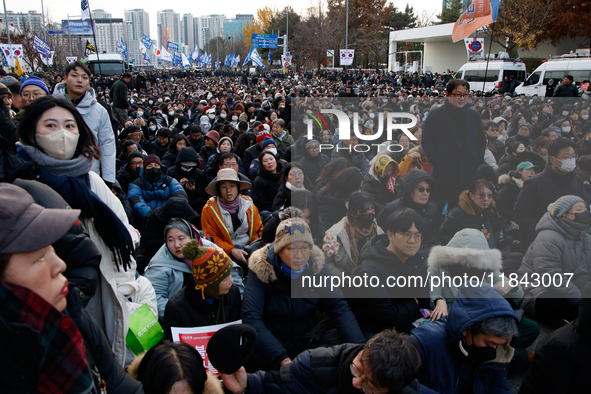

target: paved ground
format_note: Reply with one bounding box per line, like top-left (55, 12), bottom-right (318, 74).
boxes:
top-left (508, 319), bottom-right (555, 393)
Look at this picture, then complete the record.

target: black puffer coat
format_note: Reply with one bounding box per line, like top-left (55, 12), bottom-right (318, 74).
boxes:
top-left (253, 160), bottom-right (284, 213)
top-left (167, 147), bottom-right (208, 214)
top-left (316, 186), bottom-right (348, 230)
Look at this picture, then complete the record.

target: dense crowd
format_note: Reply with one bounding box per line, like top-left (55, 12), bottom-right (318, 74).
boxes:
top-left (0, 63), bottom-right (591, 394)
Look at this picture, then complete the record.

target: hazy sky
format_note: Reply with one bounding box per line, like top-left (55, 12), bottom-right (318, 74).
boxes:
top-left (5, 0), bottom-right (444, 42)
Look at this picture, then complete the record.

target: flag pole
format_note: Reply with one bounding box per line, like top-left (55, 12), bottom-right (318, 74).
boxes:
top-left (86, 4), bottom-right (102, 75)
top-left (482, 23), bottom-right (495, 93)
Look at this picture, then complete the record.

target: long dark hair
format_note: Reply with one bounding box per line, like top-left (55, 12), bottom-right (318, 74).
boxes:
top-left (18, 96), bottom-right (100, 160)
top-left (168, 134), bottom-right (191, 154)
top-left (234, 132), bottom-right (256, 159)
top-left (324, 167), bottom-right (364, 198)
top-left (315, 157), bottom-right (351, 189)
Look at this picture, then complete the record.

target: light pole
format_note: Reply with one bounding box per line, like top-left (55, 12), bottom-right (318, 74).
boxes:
top-left (345, 0), bottom-right (349, 49)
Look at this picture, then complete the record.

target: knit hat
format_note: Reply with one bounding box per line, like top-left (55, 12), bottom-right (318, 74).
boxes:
top-left (261, 136), bottom-right (276, 150)
top-left (218, 136), bottom-right (233, 149)
top-left (127, 150), bottom-right (144, 164)
top-left (19, 76), bottom-right (49, 95)
top-left (373, 154), bottom-right (397, 179)
top-left (182, 241), bottom-right (232, 299)
top-left (548, 195), bottom-right (585, 218)
top-left (274, 207), bottom-right (314, 254)
top-left (205, 130), bottom-right (220, 144)
top-left (0, 75), bottom-right (17, 86)
top-left (305, 139), bottom-right (320, 148)
top-left (143, 154), bottom-right (161, 168)
top-left (256, 126), bottom-right (271, 142)
top-left (200, 115), bottom-right (209, 124)
top-left (447, 228), bottom-right (489, 250)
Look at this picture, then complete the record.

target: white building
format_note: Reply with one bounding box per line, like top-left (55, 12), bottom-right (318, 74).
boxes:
top-left (0, 10), bottom-right (43, 33)
top-left (91, 10), bottom-right (112, 19)
top-left (157, 9), bottom-right (181, 46)
top-left (94, 18), bottom-right (126, 55)
top-left (125, 9), bottom-right (150, 66)
top-left (388, 23), bottom-right (589, 74)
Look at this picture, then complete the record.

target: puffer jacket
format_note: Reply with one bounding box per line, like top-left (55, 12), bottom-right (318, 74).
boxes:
top-left (350, 234), bottom-right (429, 333)
top-left (167, 147), bottom-right (208, 214)
top-left (427, 236), bottom-right (523, 309)
top-left (495, 153), bottom-right (523, 177)
top-left (54, 83), bottom-right (116, 183)
top-left (439, 190), bottom-right (506, 250)
top-left (411, 286), bottom-right (518, 394)
top-left (518, 212), bottom-right (591, 314)
top-left (495, 175), bottom-right (521, 221)
top-left (253, 160), bottom-right (284, 213)
top-left (128, 167), bottom-right (187, 219)
top-left (243, 243), bottom-right (364, 366)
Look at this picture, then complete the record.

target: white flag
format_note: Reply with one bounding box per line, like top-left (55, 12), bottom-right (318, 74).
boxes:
top-left (181, 53), bottom-right (190, 67)
top-left (81, 0), bottom-right (90, 21)
top-left (340, 49), bottom-right (354, 66)
top-left (159, 45), bottom-right (172, 62)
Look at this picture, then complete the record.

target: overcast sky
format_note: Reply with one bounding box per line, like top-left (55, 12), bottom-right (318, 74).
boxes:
top-left (5, 0), bottom-right (444, 42)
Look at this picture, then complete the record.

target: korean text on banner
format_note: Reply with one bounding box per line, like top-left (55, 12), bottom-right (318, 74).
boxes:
top-left (171, 320), bottom-right (242, 375)
top-left (452, 0), bottom-right (499, 43)
top-left (33, 34), bottom-right (51, 58)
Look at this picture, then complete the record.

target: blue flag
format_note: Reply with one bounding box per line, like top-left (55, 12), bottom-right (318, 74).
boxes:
top-left (33, 34), bottom-right (51, 58)
top-left (142, 34), bottom-right (153, 49)
top-left (215, 57), bottom-right (220, 70)
top-left (250, 48), bottom-right (266, 70)
top-left (243, 48), bottom-right (253, 67)
top-left (167, 41), bottom-right (179, 52)
top-left (117, 38), bottom-right (127, 59)
top-left (143, 52), bottom-right (150, 65)
top-left (268, 49), bottom-right (272, 65)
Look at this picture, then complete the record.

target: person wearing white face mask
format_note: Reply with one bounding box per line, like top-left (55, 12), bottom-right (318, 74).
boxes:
top-left (514, 137), bottom-right (589, 251)
top-left (554, 117), bottom-right (580, 143)
top-left (16, 96), bottom-right (156, 366)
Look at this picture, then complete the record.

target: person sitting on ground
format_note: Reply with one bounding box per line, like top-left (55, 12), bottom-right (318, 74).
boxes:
top-left (128, 342), bottom-right (223, 394)
top-left (412, 285), bottom-right (519, 394)
top-left (350, 208), bottom-right (430, 336)
top-left (222, 329), bottom-right (435, 394)
top-left (162, 243), bottom-right (241, 340)
top-left (116, 150), bottom-right (144, 194)
top-left (324, 192), bottom-right (383, 278)
top-left (201, 169), bottom-right (263, 269)
top-left (242, 209), bottom-right (365, 372)
top-left (362, 154), bottom-right (400, 214)
top-left (518, 195), bottom-right (591, 325)
top-left (518, 282), bottom-right (591, 394)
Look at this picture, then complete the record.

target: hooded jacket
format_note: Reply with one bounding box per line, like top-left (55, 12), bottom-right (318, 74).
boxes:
top-left (412, 286), bottom-right (517, 394)
top-left (53, 82), bottom-right (116, 183)
top-left (350, 234), bottom-right (429, 333)
top-left (243, 244), bottom-right (364, 365)
top-left (518, 284), bottom-right (591, 394)
top-left (427, 230), bottom-right (523, 309)
top-left (254, 159), bottom-right (284, 213)
top-left (495, 153), bottom-right (523, 177)
top-left (440, 190), bottom-right (506, 250)
top-left (168, 147), bottom-right (208, 214)
top-left (128, 167), bottom-right (187, 219)
top-left (495, 175), bottom-right (521, 221)
top-left (297, 145), bottom-right (331, 187)
top-left (518, 212), bottom-right (591, 311)
top-left (378, 170), bottom-right (439, 254)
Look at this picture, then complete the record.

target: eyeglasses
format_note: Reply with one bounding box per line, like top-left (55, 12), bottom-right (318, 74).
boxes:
top-left (398, 232), bottom-right (422, 241)
top-left (308, 146), bottom-right (320, 151)
top-left (448, 93), bottom-right (469, 98)
top-left (286, 245), bottom-right (311, 255)
top-left (350, 362), bottom-right (374, 394)
top-left (222, 162), bottom-right (238, 167)
top-left (476, 193), bottom-right (494, 200)
top-left (22, 91), bottom-right (45, 99)
top-left (416, 187), bottom-right (431, 193)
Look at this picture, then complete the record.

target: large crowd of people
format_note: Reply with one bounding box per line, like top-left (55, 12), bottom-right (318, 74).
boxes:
top-left (0, 62), bottom-right (590, 393)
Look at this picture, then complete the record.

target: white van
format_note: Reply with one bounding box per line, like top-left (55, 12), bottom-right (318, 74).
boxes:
top-left (515, 50), bottom-right (591, 96)
top-left (455, 59), bottom-right (527, 92)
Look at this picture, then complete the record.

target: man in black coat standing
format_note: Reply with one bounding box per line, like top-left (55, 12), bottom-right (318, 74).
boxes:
top-left (422, 79), bottom-right (486, 212)
top-left (110, 73), bottom-right (131, 126)
top-left (553, 75), bottom-right (579, 97)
